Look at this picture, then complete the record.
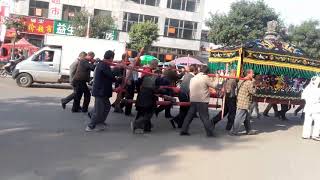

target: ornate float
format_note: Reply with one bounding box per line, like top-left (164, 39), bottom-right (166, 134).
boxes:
top-left (208, 21), bottom-right (320, 104)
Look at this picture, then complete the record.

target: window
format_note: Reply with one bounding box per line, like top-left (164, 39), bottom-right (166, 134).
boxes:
top-left (167, 0), bottom-right (199, 12)
top-left (94, 9), bottom-right (112, 17)
top-left (122, 12), bottom-right (158, 32)
top-left (164, 18), bottom-right (198, 39)
top-left (62, 5), bottom-right (81, 21)
top-left (129, 0), bottom-right (160, 6)
top-left (29, 0), bottom-right (49, 18)
top-left (33, 51), bottom-right (54, 62)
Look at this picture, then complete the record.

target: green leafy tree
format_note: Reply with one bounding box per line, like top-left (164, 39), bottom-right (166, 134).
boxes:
top-left (70, 10), bottom-right (115, 38)
top-left (206, 0), bottom-right (280, 46)
top-left (288, 20), bottom-right (320, 59)
top-left (128, 21), bottom-right (159, 51)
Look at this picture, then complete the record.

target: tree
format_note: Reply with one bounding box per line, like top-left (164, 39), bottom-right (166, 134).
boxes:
top-left (206, 0), bottom-right (280, 46)
top-left (128, 21), bottom-right (159, 51)
top-left (4, 16), bottom-right (27, 59)
top-left (70, 10), bottom-right (115, 38)
top-left (288, 20), bottom-right (320, 59)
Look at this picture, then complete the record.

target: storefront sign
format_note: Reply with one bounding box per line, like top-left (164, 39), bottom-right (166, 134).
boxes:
top-left (24, 16), bottom-right (54, 35)
top-left (48, 0), bottom-right (63, 20)
top-left (105, 30), bottom-right (118, 40)
top-left (53, 20), bottom-right (74, 36)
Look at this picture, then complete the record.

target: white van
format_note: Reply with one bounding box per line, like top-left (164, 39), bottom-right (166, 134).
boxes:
top-left (12, 34), bottom-right (125, 87)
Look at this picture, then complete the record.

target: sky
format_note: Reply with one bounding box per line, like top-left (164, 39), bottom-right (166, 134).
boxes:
top-left (204, 0), bottom-right (320, 26)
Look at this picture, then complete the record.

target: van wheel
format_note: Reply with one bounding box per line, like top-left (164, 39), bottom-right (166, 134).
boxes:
top-left (16, 73), bottom-right (33, 87)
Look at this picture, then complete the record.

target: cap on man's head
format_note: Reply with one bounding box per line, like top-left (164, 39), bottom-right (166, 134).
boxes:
top-left (104, 50), bottom-right (115, 60)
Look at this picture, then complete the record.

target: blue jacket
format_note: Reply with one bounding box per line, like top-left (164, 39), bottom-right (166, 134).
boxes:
top-left (92, 61), bottom-right (114, 98)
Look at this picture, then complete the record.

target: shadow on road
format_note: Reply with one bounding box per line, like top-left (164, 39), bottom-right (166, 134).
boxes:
top-left (0, 96), bottom-right (302, 180)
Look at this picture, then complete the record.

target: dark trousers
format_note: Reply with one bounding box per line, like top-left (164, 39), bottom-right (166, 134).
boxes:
top-left (123, 80), bottom-right (137, 115)
top-left (263, 103), bottom-right (279, 116)
top-left (61, 84), bottom-right (75, 105)
top-left (211, 97), bottom-right (237, 130)
top-left (172, 92), bottom-right (189, 128)
top-left (156, 89), bottom-right (173, 117)
top-left (88, 97), bottom-right (111, 129)
top-left (279, 104), bottom-right (291, 120)
top-left (181, 102), bottom-right (214, 136)
top-left (232, 109), bottom-right (252, 134)
top-left (134, 107), bottom-right (154, 131)
top-left (72, 80), bottom-right (91, 112)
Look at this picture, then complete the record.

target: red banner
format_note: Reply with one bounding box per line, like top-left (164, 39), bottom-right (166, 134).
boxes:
top-left (24, 16), bottom-right (54, 35)
top-left (0, 6), bottom-right (5, 23)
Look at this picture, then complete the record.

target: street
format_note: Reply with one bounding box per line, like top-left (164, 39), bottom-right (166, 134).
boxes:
top-left (0, 77), bottom-right (319, 180)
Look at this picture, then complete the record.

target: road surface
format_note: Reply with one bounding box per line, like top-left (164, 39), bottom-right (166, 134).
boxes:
top-left (0, 78), bottom-right (318, 180)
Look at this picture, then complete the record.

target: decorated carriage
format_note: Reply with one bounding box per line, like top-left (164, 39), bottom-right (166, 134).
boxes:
top-left (208, 22), bottom-right (320, 105)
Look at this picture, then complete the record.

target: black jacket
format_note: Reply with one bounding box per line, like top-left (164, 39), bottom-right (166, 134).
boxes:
top-left (73, 60), bottom-right (95, 82)
top-left (92, 61), bottom-right (114, 98)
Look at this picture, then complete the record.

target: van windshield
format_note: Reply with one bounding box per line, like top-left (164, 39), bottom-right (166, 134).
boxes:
top-left (32, 50), bottom-right (54, 62)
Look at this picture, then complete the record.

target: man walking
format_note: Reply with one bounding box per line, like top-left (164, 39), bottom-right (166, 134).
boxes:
top-left (230, 69), bottom-right (257, 136)
top-left (61, 52), bottom-right (87, 110)
top-left (171, 64), bottom-right (197, 128)
top-left (86, 50), bottom-right (115, 132)
top-left (211, 69), bottom-right (237, 131)
top-left (180, 66), bottom-right (219, 137)
top-left (72, 51), bottom-right (95, 113)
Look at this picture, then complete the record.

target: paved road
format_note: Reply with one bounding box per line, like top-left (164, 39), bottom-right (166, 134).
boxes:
top-left (0, 78), bottom-right (319, 180)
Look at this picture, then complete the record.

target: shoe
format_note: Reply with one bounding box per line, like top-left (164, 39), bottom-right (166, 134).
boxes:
top-left (246, 130), bottom-right (258, 135)
top-left (207, 133), bottom-right (217, 138)
top-left (312, 137), bottom-right (320, 141)
top-left (131, 121), bottom-right (143, 134)
top-left (71, 110), bottom-right (80, 113)
top-left (87, 112), bottom-right (92, 119)
top-left (228, 131), bottom-right (240, 136)
top-left (294, 111), bottom-right (298, 116)
top-left (143, 129), bottom-right (152, 133)
top-left (61, 100), bottom-right (66, 110)
top-left (82, 109), bottom-right (88, 113)
top-left (180, 132), bottom-right (190, 136)
top-left (85, 126), bottom-right (95, 132)
top-left (263, 113), bottom-right (269, 117)
top-left (114, 107), bottom-right (123, 113)
top-left (257, 114), bottom-right (261, 119)
top-left (96, 124), bottom-right (107, 131)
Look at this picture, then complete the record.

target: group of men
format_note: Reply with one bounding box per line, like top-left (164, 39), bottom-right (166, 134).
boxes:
top-left (59, 49), bottom-right (319, 140)
top-left (59, 48), bottom-right (259, 137)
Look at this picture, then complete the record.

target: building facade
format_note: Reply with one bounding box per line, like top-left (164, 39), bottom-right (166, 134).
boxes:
top-left (10, 0), bottom-right (205, 61)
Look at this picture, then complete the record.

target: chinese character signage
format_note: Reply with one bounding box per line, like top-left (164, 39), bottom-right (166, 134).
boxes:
top-left (53, 20), bottom-right (74, 36)
top-left (105, 30), bottom-right (118, 41)
top-left (24, 16), bottom-right (54, 35)
top-left (48, 0), bottom-right (62, 20)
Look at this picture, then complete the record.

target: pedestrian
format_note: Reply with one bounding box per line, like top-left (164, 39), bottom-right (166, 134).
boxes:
top-left (301, 76), bottom-right (320, 141)
top-left (155, 62), bottom-right (178, 118)
top-left (171, 64), bottom-right (198, 128)
top-left (211, 69), bottom-right (237, 131)
top-left (61, 52), bottom-right (87, 110)
top-left (132, 59), bottom-right (160, 133)
top-left (72, 51), bottom-right (95, 113)
top-left (180, 65), bottom-right (219, 137)
top-left (249, 101), bottom-right (260, 119)
top-left (123, 48), bottom-right (144, 116)
top-left (86, 50), bottom-right (115, 132)
top-left (263, 103), bottom-right (279, 117)
top-left (230, 69), bottom-right (257, 136)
